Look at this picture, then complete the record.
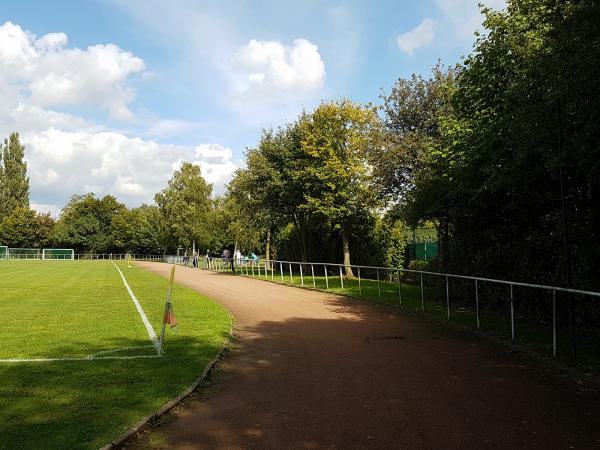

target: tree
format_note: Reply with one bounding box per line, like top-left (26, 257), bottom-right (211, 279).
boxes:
top-left (111, 204), bottom-right (162, 254)
top-left (0, 207), bottom-right (54, 248)
top-left (154, 162), bottom-right (213, 252)
top-left (299, 100), bottom-right (382, 276)
top-left (229, 122), bottom-right (315, 262)
top-left (52, 194), bottom-right (126, 253)
top-left (374, 63), bottom-right (458, 202)
top-left (0, 132), bottom-right (30, 217)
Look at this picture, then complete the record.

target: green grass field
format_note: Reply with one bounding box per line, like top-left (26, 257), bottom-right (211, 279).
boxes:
top-left (0, 260), bottom-right (231, 449)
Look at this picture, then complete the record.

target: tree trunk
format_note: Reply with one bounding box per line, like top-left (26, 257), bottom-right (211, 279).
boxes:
top-left (265, 228), bottom-right (271, 270)
top-left (293, 213), bottom-right (309, 262)
top-left (341, 227), bottom-right (354, 278)
top-left (438, 218), bottom-right (449, 272)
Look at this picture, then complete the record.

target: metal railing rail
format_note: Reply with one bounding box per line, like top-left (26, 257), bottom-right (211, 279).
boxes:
top-left (193, 256), bottom-right (600, 359)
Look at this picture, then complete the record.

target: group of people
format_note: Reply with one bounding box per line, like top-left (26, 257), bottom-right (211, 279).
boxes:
top-left (223, 249), bottom-right (259, 265)
top-left (182, 248), bottom-right (260, 269)
top-left (181, 250), bottom-right (199, 268)
top-left (182, 248), bottom-right (259, 270)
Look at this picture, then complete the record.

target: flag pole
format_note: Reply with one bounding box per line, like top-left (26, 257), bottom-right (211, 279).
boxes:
top-left (159, 265), bottom-right (176, 354)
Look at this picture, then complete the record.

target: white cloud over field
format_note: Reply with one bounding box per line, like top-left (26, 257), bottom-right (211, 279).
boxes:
top-left (24, 129), bottom-right (237, 214)
top-left (0, 21), bottom-right (238, 215)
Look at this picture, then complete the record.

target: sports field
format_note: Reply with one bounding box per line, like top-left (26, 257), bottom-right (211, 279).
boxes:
top-left (0, 260), bottom-right (231, 449)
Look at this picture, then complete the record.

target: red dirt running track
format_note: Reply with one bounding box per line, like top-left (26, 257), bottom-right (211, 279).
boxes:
top-left (131, 262), bottom-right (600, 449)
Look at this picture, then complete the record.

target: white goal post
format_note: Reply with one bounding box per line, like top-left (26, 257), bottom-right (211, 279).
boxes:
top-left (0, 246), bottom-right (7, 260)
top-left (42, 249), bottom-right (75, 260)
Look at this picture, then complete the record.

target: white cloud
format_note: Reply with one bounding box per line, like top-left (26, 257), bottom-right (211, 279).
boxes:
top-left (8, 103), bottom-right (96, 133)
top-left (193, 143), bottom-right (238, 186)
top-left (144, 119), bottom-right (203, 138)
top-left (30, 202), bottom-right (62, 218)
top-left (22, 129), bottom-right (237, 210)
top-left (0, 21), bottom-right (144, 121)
top-left (396, 18), bottom-right (437, 56)
top-left (230, 38), bottom-right (325, 112)
top-left (0, 21), bottom-right (233, 211)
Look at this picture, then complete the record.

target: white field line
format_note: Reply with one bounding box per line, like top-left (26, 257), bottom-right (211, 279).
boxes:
top-left (0, 265), bottom-right (162, 364)
top-left (112, 262), bottom-right (161, 353)
top-left (0, 354), bottom-right (161, 364)
top-left (91, 345), bottom-right (155, 357)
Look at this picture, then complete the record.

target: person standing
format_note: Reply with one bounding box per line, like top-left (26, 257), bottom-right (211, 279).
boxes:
top-left (192, 250), bottom-right (199, 268)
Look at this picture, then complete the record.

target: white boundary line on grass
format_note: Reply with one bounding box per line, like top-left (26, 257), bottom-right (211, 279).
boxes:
top-left (0, 263), bottom-right (163, 364)
top-left (112, 262), bottom-right (161, 353)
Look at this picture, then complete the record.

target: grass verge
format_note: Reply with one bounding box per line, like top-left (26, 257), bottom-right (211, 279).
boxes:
top-left (0, 261), bottom-right (231, 449)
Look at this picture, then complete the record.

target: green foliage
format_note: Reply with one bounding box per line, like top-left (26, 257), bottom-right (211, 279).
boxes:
top-left (0, 132), bottom-right (30, 217)
top-left (52, 194), bottom-right (126, 253)
top-left (371, 0), bottom-right (600, 291)
top-left (154, 162), bottom-right (212, 251)
top-left (111, 204), bottom-right (163, 254)
top-left (372, 216), bottom-right (410, 268)
top-left (0, 207), bottom-right (54, 247)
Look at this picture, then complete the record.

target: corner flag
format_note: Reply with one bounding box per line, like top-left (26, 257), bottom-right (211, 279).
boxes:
top-left (158, 265), bottom-right (178, 354)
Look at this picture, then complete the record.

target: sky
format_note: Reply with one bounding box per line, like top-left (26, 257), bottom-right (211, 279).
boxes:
top-left (0, 0), bottom-right (505, 216)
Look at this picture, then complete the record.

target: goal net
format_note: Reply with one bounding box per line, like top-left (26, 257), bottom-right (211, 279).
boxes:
top-left (0, 246), bottom-right (7, 260)
top-left (42, 249), bottom-right (75, 260)
top-left (8, 248), bottom-right (40, 260)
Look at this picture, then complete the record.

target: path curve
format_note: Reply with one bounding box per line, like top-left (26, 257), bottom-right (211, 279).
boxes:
top-left (132, 262), bottom-right (600, 449)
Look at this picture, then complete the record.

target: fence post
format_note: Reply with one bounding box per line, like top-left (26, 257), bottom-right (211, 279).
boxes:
top-left (475, 279), bottom-right (480, 330)
top-left (311, 264), bottom-right (315, 288)
top-left (339, 266), bottom-right (344, 290)
top-left (324, 265), bottom-right (329, 290)
top-left (258, 262), bottom-right (261, 277)
top-left (510, 284), bottom-right (515, 340)
top-left (265, 262), bottom-right (268, 279)
top-left (251, 262), bottom-right (255, 277)
top-left (271, 262), bottom-right (274, 281)
top-left (420, 272), bottom-right (425, 312)
top-left (552, 289), bottom-right (557, 357)
top-left (300, 264), bottom-right (304, 286)
top-left (358, 267), bottom-right (362, 296)
top-left (446, 275), bottom-right (451, 321)
top-left (398, 270), bottom-right (402, 306)
top-left (376, 268), bottom-right (381, 301)
top-left (280, 262), bottom-right (284, 283)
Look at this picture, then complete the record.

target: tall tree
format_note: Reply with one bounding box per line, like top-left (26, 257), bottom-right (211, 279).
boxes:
top-left (154, 162), bottom-right (213, 252)
top-left (299, 100), bottom-right (382, 276)
top-left (0, 132), bottom-right (30, 217)
top-left (0, 207), bottom-right (54, 247)
top-left (52, 194), bottom-right (126, 253)
top-left (371, 64), bottom-right (457, 266)
top-left (111, 204), bottom-right (163, 254)
top-left (230, 122), bottom-right (315, 262)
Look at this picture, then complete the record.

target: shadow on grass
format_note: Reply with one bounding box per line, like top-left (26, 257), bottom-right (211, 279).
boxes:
top-left (0, 332), bottom-right (230, 450)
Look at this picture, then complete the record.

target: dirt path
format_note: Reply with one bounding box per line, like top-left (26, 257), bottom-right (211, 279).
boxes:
top-left (131, 262), bottom-right (600, 449)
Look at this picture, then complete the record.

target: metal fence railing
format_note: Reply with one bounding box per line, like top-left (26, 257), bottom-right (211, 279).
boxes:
top-left (6, 251), bottom-right (596, 368)
top-left (171, 256), bottom-right (600, 367)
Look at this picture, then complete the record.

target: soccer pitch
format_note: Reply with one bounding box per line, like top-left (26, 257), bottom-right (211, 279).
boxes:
top-left (0, 260), bottom-right (231, 449)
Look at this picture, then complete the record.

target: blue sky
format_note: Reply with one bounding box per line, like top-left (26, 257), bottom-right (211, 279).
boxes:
top-left (0, 0), bottom-right (504, 214)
